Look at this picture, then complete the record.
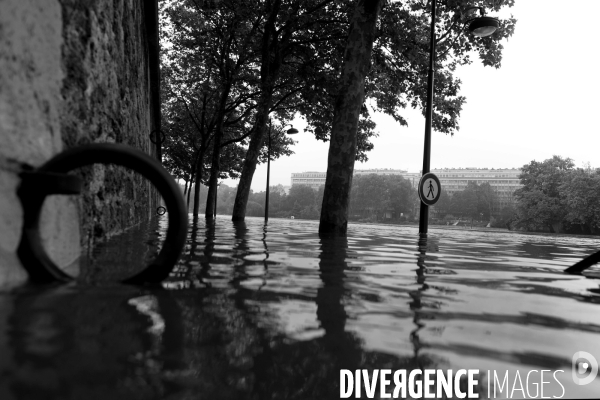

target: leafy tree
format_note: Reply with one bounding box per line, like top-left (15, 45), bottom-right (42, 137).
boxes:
top-left (560, 168), bottom-right (600, 234)
top-left (162, 0), bottom-right (516, 230)
top-left (495, 204), bottom-right (518, 229)
top-left (433, 187), bottom-right (451, 220)
top-left (232, 0), bottom-right (379, 222)
top-left (349, 174), bottom-right (416, 221)
top-left (319, 0), bottom-right (517, 234)
top-left (440, 182), bottom-right (498, 226)
top-left (161, 0), bottom-right (294, 218)
top-left (246, 201), bottom-right (265, 217)
top-left (286, 185), bottom-right (317, 211)
top-left (514, 156), bottom-right (575, 233)
top-left (161, 96), bottom-right (214, 209)
top-left (320, 0), bottom-right (385, 234)
top-left (450, 182), bottom-right (479, 223)
top-left (349, 175), bottom-right (390, 218)
top-left (476, 182), bottom-right (496, 220)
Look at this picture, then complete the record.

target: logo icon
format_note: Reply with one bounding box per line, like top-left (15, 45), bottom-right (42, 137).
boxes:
top-left (572, 351), bottom-right (598, 385)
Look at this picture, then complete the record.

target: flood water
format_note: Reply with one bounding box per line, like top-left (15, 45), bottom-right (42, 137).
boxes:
top-left (1, 216), bottom-right (600, 399)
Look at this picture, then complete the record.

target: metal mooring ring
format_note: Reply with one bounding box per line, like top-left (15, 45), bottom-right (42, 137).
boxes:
top-left (150, 129), bottom-right (166, 145)
top-left (17, 143), bottom-right (188, 284)
top-left (156, 206), bottom-right (166, 216)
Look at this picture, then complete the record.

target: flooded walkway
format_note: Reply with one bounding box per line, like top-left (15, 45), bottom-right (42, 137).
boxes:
top-left (1, 216), bottom-right (599, 399)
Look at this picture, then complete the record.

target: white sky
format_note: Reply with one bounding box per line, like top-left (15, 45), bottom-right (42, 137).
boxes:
top-left (223, 0), bottom-right (600, 191)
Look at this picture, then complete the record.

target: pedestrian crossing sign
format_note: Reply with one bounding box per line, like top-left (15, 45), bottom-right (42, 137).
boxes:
top-left (418, 172), bottom-right (441, 206)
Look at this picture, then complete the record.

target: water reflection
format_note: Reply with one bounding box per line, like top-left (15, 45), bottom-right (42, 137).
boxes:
top-left (316, 235), bottom-right (349, 343)
top-left (1, 217), bottom-right (600, 399)
top-left (410, 234), bottom-right (432, 364)
top-left (3, 284), bottom-right (186, 399)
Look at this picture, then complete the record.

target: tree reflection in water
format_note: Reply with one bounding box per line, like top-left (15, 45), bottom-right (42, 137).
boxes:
top-left (4, 284), bottom-right (186, 400)
top-left (2, 218), bottom-right (600, 398)
top-left (1, 223), bottom-right (460, 400)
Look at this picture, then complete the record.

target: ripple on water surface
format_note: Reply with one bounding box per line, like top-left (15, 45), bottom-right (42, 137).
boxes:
top-left (1, 216), bottom-right (599, 399)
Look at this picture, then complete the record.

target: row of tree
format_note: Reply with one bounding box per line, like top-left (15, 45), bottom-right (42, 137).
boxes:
top-left (511, 156), bottom-right (600, 234)
top-left (184, 155), bottom-right (600, 235)
top-left (184, 174), bottom-right (418, 221)
top-left (432, 156), bottom-right (600, 234)
top-left (434, 182), bottom-right (503, 224)
top-left (160, 0), bottom-right (516, 234)
top-left (182, 183), bottom-right (322, 219)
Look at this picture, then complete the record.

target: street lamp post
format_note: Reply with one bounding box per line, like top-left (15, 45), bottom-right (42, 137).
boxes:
top-left (265, 119), bottom-right (272, 223)
top-left (264, 122), bottom-right (299, 223)
top-left (417, 0), bottom-right (438, 236)
top-left (418, 1), bottom-right (499, 236)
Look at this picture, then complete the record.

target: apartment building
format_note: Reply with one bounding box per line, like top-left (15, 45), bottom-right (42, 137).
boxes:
top-left (290, 171), bottom-right (326, 190)
top-left (354, 169), bottom-right (421, 188)
top-left (291, 167), bottom-right (522, 211)
top-left (432, 168), bottom-right (522, 210)
top-left (290, 169), bottom-right (421, 190)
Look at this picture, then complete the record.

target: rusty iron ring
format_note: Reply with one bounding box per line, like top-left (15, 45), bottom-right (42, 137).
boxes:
top-left (149, 129), bottom-right (166, 145)
top-left (17, 143), bottom-right (188, 284)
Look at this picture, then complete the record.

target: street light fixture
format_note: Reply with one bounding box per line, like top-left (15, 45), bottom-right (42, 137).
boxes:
top-left (464, 6), bottom-right (500, 38)
top-left (418, 2), bottom-right (499, 236)
top-left (468, 16), bottom-right (499, 37)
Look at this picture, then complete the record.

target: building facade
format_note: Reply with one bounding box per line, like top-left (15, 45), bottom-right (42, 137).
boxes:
top-left (354, 169), bottom-right (421, 188)
top-left (290, 169), bottom-right (421, 190)
top-left (431, 168), bottom-right (521, 211)
top-left (291, 167), bottom-right (522, 213)
top-left (290, 171), bottom-right (326, 190)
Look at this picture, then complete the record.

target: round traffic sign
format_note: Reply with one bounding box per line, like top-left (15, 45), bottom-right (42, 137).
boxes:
top-left (418, 173), bottom-right (441, 206)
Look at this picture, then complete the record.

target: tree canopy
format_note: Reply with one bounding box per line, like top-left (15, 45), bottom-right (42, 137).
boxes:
top-left (159, 0), bottom-right (517, 226)
top-left (160, 0), bottom-right (295, 216)
top-left (435, 181), bottom-right (498, 224)
top-left (514, 156), bottom-right (600, 234)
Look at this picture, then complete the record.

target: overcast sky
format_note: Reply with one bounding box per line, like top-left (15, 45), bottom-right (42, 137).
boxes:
top-left (223, 0), bottom-right (600, 191)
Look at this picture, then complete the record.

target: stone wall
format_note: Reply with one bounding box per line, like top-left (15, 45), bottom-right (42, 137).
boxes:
top-left (0, 0), bottom-right (160, 286)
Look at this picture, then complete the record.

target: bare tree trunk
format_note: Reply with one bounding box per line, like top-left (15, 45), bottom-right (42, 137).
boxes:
top-left (232, 1), bottom-right (282, 222)
top-left (192, 148), bottom-right (205, 217)
top-left (205, 130), bottom-right (222, 219)
top-left (187, 153), bottom-right (198, 211)
top-left (231, 100), bottom-right (270, 221)
top-left (214, 183), bottom-right (218, 218)
top-left (319, 0), bottom-right (384, 235)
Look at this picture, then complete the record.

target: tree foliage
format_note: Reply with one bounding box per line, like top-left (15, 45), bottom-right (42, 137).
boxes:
top-left (160, 0), bottom-right (295, 216)
top-left (349, 174), bottom-right (416, 220)
top-left (436, 181), bottom-right (498, 223)
top-left (561, 168), bottom-right (600, 233)
top-left (514, 156), bottom-right (575, 233)
top-left (189, 173), bottom-right (416, 222)
top-left (372, 0), bottom-right (516, 134)
top-left (514, 156), bottom-right (600, 234)
top-left (160, 0), bottom-right (518, 224)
